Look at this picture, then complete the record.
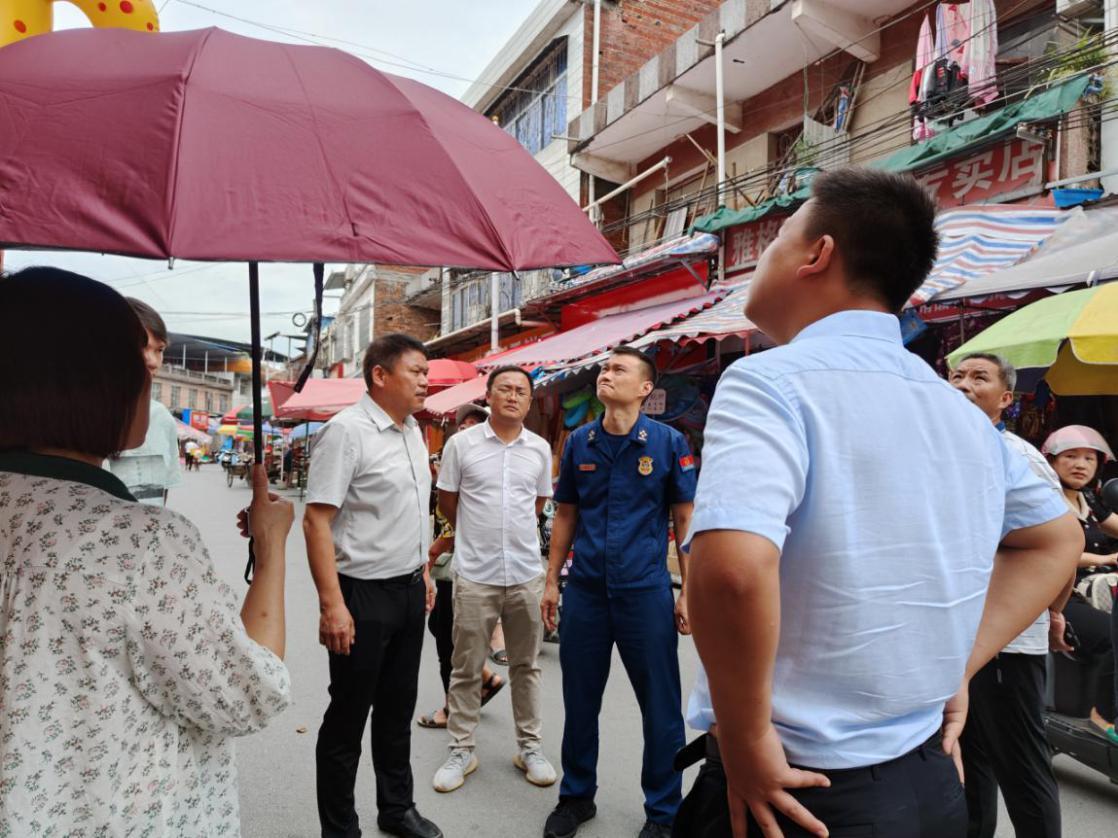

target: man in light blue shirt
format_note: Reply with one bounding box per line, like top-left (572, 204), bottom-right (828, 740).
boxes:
top-left (678, 168), bottom-right (1082, 838)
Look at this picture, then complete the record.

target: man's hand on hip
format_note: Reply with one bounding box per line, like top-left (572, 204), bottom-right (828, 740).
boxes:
top-left (717, 723), bottom-right (830, 838)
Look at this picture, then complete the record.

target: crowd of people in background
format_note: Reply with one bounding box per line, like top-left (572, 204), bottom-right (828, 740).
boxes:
top-left (2, 167), bottom-right (1116, 838)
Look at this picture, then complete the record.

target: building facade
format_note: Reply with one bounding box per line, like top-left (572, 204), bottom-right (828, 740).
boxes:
top-left (151, 365), bottom-right (235, 417)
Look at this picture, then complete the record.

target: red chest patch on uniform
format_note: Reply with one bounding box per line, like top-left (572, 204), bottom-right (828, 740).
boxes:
top-left (578, 463), bottom-right (597, 472)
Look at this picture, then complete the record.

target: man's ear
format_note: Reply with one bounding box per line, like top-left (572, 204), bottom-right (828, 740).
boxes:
top-left (640, 379), bottom-right (654, 399)
top-left (370, 364), bottom-right (387, 389)
top-left (796, 234), bottom-right (835, 279)
top-left (998, 390), bottom-right (1014, 413)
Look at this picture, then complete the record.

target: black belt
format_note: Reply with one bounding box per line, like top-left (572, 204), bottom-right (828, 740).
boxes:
top-left (674, 731), bottom-right (944, 775)
top-left (364, 567), bottom-right (425, 585)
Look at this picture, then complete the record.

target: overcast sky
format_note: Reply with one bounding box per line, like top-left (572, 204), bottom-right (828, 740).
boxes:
top-left (4, 0), bottom-right (535, 348)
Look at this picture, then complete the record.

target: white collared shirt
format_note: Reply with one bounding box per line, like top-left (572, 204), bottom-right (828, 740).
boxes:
top-left (1000, 429), bottom-right (1063, 655)
top-left (306, 393), bottom-right (431, 580)
top-left (437, 420), bottom-right (553, 586)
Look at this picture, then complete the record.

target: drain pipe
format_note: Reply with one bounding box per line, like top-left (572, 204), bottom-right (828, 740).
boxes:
top-left (588, 0), bottom-right (602, 225)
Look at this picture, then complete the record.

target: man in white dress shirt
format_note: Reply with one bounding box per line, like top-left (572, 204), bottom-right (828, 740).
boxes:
top-left (433, 365), bottom-right (556, 793)
top-left (304, 333), bottom-right (442, 838)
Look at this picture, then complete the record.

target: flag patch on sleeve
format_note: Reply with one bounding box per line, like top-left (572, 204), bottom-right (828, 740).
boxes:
top-left (679, 455), bottom-right (695, 471)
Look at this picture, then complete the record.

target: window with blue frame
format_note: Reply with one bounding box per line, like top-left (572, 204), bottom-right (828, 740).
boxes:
top-left (489, 38), bottom-right (567, 157)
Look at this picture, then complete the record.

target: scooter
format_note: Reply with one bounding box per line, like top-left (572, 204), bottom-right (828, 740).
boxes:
top-left (1043, 478), bottom-right (1118, 784)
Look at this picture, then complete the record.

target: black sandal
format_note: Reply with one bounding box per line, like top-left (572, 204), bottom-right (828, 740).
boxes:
top-left (417, 707), bottom-right (448, 729)
top-left (480, 674), bottom-right (505, 706)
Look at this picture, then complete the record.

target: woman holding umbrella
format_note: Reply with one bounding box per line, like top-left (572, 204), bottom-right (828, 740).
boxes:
top-left (1044, 425), bottom-right (1118, 743)
top-left (0, 267), bottom-right (294, 836)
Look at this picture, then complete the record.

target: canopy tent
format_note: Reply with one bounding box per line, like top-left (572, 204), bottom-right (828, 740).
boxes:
top-left (476, 290), bottom-right (723, 371)
top-left (632, 283), bottom-right (755, 347)
top-left (935, 206), bottom-right (1118, 301)
top-left (910, 205), bottom-right (1070, 305)
top-left (289, 422), bottom-right (325, 441)
top-left (422, 376), bottom-right (490, 419)
top-left (175, 420), bottom-right (210, 444)
top-left (275, 378), bottom-right (367, 420)
top-left (538, 233), bottom-right (719, 307)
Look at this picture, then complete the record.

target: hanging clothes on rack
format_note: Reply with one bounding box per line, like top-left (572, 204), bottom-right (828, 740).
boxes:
top-left (966, 0), bottom-right (999, 106)
top-left (910, 13), bottom-right (937, 140)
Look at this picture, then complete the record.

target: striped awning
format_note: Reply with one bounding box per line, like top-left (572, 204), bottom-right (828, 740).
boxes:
top-left (632, 282), bottom-right (755, 347)
top-left (910, 204), bottom-right (1070, 305)
top-left (476, 289), bottom-right (724, 370)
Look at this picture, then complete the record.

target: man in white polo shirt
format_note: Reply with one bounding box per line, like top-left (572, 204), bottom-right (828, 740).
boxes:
top-left (433, 365), bottom-right (555, 793)
top-left (304, 333), bottom-right (441, 838)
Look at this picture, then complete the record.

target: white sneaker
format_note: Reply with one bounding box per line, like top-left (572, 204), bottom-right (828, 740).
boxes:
top-left (433, 748), bottom-right (478, 793)
top-left (513, 749), bottom-right (556, 787)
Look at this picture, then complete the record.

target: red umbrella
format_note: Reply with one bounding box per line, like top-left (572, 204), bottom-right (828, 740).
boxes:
top-left (427, 358), bottom-right (478, 389)
top-left (0, 27), bottom-right (617, 269)
top-left (0, 27), bottom-right (618, 578)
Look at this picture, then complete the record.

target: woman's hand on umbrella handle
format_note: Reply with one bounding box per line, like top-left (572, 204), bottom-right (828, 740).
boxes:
top-left (245, 465), bottom-right (293, 551)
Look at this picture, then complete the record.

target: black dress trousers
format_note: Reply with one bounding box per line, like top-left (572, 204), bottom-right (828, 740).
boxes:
top-left (961, 652), bottom-right (1061, 838)
top-left (316, 570), bottom-right (426, 838)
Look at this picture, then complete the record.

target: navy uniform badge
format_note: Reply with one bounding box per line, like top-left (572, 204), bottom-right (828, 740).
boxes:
top-left (638, 456), bottom-right (654, 476)
top-left (637, 428), bottom-right (648, 442)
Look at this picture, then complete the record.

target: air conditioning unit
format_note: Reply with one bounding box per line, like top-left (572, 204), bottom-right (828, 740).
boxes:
top-left (1056, 0), bottom-right (1101, 20)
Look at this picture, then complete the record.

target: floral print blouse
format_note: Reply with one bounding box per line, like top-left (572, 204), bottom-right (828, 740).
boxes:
top-left (0, 453), bottom-right (291, 837)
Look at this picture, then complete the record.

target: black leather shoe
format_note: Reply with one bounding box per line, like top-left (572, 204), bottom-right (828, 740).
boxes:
top-left (543, 797), bottom-right (596, 838)
top-left (377, 807), bottom-right (443, 838)
top-left (637, 820), bottom-right (673, 838)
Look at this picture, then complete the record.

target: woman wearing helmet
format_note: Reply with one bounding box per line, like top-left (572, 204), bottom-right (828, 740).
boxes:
top-left (1043, 425), bottom-right (1118, 743)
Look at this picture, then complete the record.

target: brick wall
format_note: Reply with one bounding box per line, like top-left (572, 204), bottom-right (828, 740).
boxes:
top-left (584, 0), bottom-right (725, 104)
top-left (373, 278), bottom-right (440, 342)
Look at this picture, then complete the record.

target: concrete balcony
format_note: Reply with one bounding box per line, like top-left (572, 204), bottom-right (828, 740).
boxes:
top-left (567, 0), bottom-right (915, 179)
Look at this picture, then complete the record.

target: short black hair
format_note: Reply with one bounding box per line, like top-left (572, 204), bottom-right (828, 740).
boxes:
top-left (487, 365), bottom-right (533, 394)
top-left (362, 333), bottom-right (429, 389)
top-left (125, 297), bottom-right (168, 345)
top-left (805, 168), bottom-right (939, 312)
top-left (610, 346), bottom-right (657, 385)
top-left (0, 267), bottom-right (148, 458)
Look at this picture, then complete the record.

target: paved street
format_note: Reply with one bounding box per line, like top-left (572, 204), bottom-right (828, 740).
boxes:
top-left (171, 465), bottom-right (1118, 838)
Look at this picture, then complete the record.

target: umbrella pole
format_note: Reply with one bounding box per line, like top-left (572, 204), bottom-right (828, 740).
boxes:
top-left (245, 261), bottom-right (264, 583)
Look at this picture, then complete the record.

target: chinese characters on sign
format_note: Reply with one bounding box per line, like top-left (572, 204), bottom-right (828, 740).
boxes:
top-left (721, 139), bottom-right (1046, 277)
top-left (725, 216), bottom-right (783, 274)
top-left (914, 139), bottom-right (1045, 207)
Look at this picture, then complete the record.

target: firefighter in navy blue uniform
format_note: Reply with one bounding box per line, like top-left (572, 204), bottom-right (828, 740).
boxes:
top-left (540, 347), bottom-right (696, 838)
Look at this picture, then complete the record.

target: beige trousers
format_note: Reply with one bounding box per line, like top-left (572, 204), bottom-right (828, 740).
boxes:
top-left (447, 573), bottom-right (545, 752)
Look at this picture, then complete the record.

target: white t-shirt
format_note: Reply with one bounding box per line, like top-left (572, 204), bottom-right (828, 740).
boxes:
top-left (1000, 429), bottom-right (1064, 655)
top-left (437, 421), bottom-right (552, 587)
top-left (106, 400), bottom-right (182, 505)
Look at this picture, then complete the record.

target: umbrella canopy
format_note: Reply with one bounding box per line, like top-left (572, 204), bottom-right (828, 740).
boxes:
top-left (290, 422), bottom-right (326, 441)
top-left (947, 283), bottom-right (1118, 395)
top-left (0, 27), bottom-right (618, 269)
top-left (222, 400), bottom-right (274, 424)
top-left (276, 379), bottom-right (367, 420)
top-left (428, 359), bottom-right (478, 389)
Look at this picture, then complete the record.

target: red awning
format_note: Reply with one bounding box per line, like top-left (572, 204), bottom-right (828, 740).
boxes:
top-left (422, 375), bottom-right (489, 419)
top-left (275, 378), bottom-right (366, 420)
top-left (476, 290), bottom-right (723, 370)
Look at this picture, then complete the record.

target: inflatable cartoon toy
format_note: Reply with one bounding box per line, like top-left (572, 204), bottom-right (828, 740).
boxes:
top-left (3, 0), bottom-right (159, 47)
